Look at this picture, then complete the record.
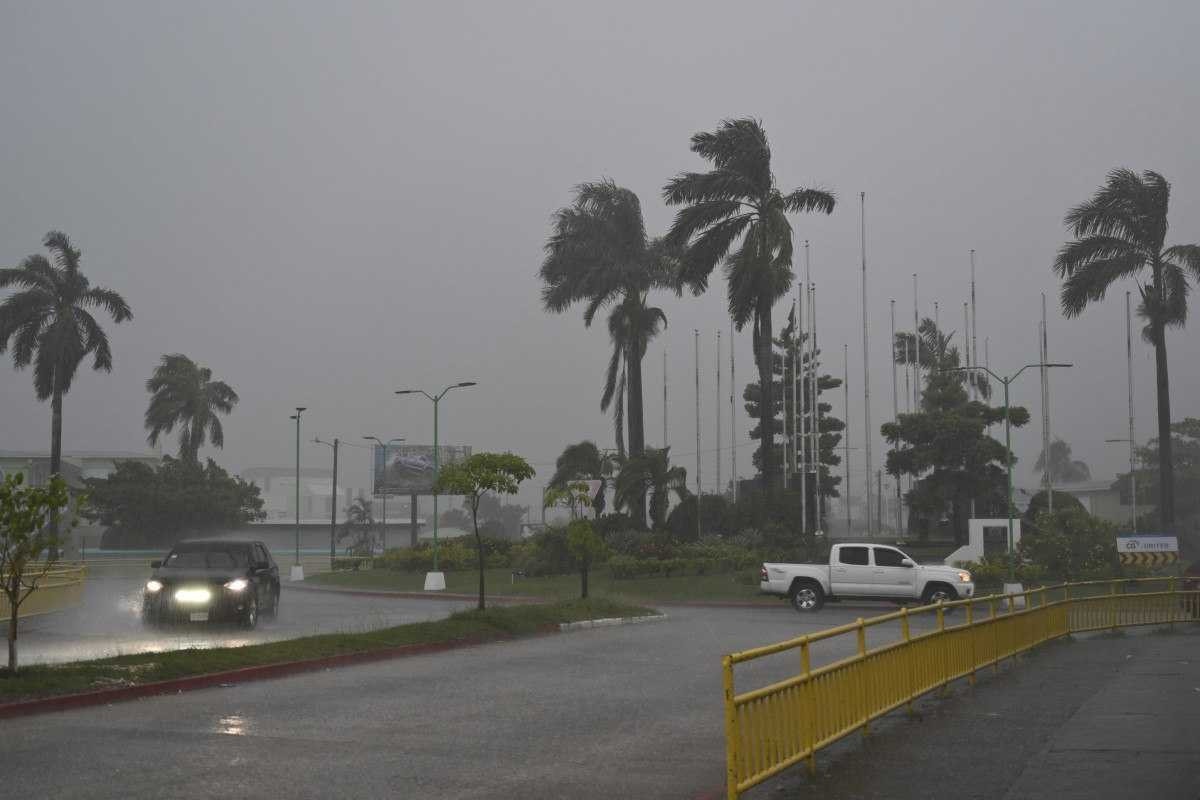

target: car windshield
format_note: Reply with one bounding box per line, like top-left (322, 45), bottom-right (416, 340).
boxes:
top-left (164, 547), bottom-right (249, 569)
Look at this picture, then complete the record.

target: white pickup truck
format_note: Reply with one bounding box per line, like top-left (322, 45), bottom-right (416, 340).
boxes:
top-left (760, 543), bottom-right (974, 612)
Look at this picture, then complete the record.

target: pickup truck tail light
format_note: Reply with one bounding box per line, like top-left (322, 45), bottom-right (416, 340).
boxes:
top-left (760, 565), bottom-right (768, 582)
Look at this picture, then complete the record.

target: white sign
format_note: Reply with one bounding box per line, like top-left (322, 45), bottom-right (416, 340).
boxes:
top-left (1116, 536), bottom-right (1178, 553)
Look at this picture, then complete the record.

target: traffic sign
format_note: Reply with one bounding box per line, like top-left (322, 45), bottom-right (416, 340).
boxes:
top-left (1118, 550), bottom-right (1179, 567)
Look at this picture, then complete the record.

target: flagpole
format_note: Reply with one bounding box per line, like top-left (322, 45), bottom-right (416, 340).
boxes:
top-left (716, 329), bottom-right (722, 498)
top-left (811, 283), bottom-right (822, 532)
top-left (730, 319), bottom-right (736, 503)
top-left (860, 192), bottom-right (873, 536)
top-left (694, 329), bottom-right (701, 539)
top-left (843, 343), bottom-right (851, 533)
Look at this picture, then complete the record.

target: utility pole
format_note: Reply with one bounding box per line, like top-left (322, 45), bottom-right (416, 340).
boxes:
top-left (314, 437), bottom-right (339, 569)
top-left (730, 318), bottom-right (736, 503)
top-left (859, 192), bottom-right (873, 536)
top-left (716, 329), bottom-right (721, 497)
top-left (694, 329), bottom-right (701, 540)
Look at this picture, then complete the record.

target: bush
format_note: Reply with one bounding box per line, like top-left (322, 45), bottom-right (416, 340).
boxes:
top-left (332, 556), bottom-right (373, 572)
top-left (513, 526), bottom-right (575, 577)
top-left (1019, 507), bottom-right (1119, 581)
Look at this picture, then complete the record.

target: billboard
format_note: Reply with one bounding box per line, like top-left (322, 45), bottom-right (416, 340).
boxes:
top-left (372, 444), bottom-right (472, 495)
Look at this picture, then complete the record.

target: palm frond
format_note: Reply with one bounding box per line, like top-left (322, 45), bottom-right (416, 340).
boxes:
top-left (1052, 236), bottom-right (1147, 278)
top-left (783, 188), bottom-right (836, 215)
top-left (42, 231), bottom-right (82, 272)
top-left (1163, 245), bottom-right (1200, 281)
top-left (81, 286), bottom-right (133, 323)
top-left (1059, 253), bottom-right (1146, 317)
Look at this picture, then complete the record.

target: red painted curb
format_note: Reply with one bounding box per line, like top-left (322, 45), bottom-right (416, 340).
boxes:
top-left (0, 625), bottom-right (559, 721)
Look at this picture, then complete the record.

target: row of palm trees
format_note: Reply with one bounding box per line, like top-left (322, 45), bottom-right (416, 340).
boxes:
top-left (548, 440), bottom-right (687, 529)
top-left (540, 118), bottom-right (836, 523)
top-left (1, 232), bottom-right (238, 480)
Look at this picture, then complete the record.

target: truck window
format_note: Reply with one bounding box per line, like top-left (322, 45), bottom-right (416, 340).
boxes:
top-left (839, 546), bottom-right (869, 566)
top-left (873, 548), bottom-right (906, 567)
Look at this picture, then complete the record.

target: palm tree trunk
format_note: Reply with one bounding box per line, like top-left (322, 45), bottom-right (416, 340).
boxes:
top-left (626, 341), bottom-right (648, 529)
top-left (48, 382), bottom-right (63, 559)
top-left (1152, 324), bottom-right (1175, 528)
top-left (758, 303), bottom-right (775, 494)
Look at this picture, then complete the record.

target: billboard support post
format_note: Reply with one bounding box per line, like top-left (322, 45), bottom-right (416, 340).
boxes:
top-left (410, 493), bottom-right (419, 548)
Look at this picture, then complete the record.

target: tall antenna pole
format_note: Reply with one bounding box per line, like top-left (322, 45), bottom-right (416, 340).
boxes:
top-left (912, 273), bottom-right (921, 412)
top-left (1041, 293), bottom-right (1052, 512)
top-left (970, 250), bottom-right (979, 410)
top-left (716, 329), bottom-right (722, 497)
top-left (1126, 291), bottom-right (1137, 532)
top-left (663, 348), bottom-right (668, 449)
top-left (811, 283), bottom-right (822, 531)
top-left (785, 300), bottom-right (794, 492)
top-left (860, 192), bottom-right (873, 536)
top-left (694, 329), bottom-right (701, 538)
top-left (730, 318), bottom-right (737, 503)
top-left (966, 301), bottom-right (975, 523)
top-left (844, 342), bottom-right (851, 533)
top-left (795, 297), bottom-right (803, 525)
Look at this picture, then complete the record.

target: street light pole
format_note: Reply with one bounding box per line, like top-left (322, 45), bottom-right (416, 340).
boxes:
top-left (314, 437), bottom-right (339, 569)
top-left (395, 382), bottom-right (477, 590)
top-left (946, 363), bottom-right (1072, 581)
top-left (363, 436), bottom-right (404, 551)
top-left (289, 407), bottom-right (306, 581)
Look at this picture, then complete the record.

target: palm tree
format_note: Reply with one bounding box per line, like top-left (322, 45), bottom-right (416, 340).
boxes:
top-left (1053, 169), bottom-right (1200, 527)
top-left (1034, 438), bottom-right (1091, 484)
top-left (0, 231), bottom-right (133, 480)
top-left (548, 440), bottom-right (616, 516)
top-left (893, 318), bottom-right (991, 405)
top-left (540, 180), bottom-right (676, 527)
top-left (145, 354), bottom-right (239, 465)
top-left (664, 118), bottom-right (834, 490)
top-left (614, 447), bottom-right (688, 529)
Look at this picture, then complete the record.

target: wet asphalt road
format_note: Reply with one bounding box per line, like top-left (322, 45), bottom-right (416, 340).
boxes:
top-left (1, 602), bottom-right (934, 799)
top-left (16, 577), bottom-right (475, 664)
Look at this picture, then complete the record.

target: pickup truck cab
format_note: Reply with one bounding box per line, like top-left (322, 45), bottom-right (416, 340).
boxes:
top-left (761, 543), bottom-right (974, 612)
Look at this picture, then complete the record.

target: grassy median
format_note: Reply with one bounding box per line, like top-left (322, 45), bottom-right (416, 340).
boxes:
top-left (0, 598), bottom-right (654, 703)
top-left (308, 567), bottom-right (776, 604)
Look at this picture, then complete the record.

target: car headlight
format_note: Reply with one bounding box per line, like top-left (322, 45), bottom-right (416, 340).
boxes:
top-left (224, 578), bottom-right (249, 592)
top-left (958, 571), bottom-right (971, 583)
top-left (145, 580), bottom-right (163, 593)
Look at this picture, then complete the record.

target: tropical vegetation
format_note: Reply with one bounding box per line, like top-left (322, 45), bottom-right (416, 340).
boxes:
top-left (144, 353), bottom-right (239, 464)
top-left (1053, 169), bottom-right (1200, 529)
top-left (664, 118), bottom-right (834, 491)
top-left (1034, 438), bottom-right (1091, 484)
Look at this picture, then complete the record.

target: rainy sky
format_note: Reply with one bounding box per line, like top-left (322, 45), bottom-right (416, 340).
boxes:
top-left (2, 1), bottom-right (1198, 509)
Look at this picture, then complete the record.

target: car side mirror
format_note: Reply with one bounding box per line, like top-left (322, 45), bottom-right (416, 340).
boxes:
top-left (900, 558), bottom-right (915, 568)
top-left (150, 560), bottom-right (162, 569)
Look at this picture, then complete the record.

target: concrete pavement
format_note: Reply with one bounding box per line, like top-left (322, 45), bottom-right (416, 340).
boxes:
top-left (758, 625), bottom-right (1200, 800)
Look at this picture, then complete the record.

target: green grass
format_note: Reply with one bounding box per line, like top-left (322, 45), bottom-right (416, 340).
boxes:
top-left (307, 567), bottom-right (778, 604)
top-left (0, 598), bottom-right (653, 702)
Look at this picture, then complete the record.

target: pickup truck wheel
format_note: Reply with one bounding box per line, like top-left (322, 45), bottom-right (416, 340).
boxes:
top-left (922, 584), bottom-right (955, 606)
top-left (790, 582), bottom-right (825, 612)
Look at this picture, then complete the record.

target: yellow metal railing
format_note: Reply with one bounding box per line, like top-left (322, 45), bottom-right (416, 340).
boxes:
top-left (0, 564), bottom-right (88, 621)
top-left (722, 577), bottom-right (1198, 799)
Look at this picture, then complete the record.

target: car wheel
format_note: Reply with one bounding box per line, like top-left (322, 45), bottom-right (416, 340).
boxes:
top-left (241, 595), bottom-right (258, 629)
top-left (263, 588), bottom-right (280, 621)
top-left (141, 603), bottom-right (159, 626)
top-left (790, 582), bottom-right (825, 613)
top-left (922, 584), bottom-right (955, 606)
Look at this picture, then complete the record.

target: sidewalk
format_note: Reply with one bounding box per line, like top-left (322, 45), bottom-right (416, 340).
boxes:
top-left (758, 625), bottom-right (1200, 800)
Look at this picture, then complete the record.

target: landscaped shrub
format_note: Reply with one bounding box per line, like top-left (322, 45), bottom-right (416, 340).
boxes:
top-left (513, 525), bottom-right (575, 577)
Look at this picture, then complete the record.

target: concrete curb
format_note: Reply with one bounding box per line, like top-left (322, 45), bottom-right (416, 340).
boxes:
top-left (0, 613), bottom-right (655, 720)
top-left (285, 583), bottom-right (544, 604)
top-left (558, 613), bottom-right (668, 631)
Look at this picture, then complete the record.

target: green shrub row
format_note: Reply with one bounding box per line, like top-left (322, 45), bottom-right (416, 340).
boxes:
top-left (607, 554), bottom-right (755, 579)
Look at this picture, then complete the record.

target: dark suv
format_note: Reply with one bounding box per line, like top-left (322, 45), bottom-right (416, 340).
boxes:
top-left (142, 539), bottom-right (280, 628)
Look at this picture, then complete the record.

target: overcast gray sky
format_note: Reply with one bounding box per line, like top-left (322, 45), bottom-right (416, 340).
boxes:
top-left (2, 1), bottom-right (1198, 510)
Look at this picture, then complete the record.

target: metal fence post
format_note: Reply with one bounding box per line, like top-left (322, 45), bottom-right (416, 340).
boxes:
top-left (1168, 576), bottom-right (1177, 629)
top-left (1109, 580), bottom-right (1118, 632)
top-left (936, 604), bottom-right (948, 692)
top-left (990, 597), bottom-right (999, 672)
top-left (901, 607), bottom-right (915, 714)
top-left (856, 618), bottom-right (869, 735)
top-left (966, 599), bottom-right (976, 686)
top-left (722, 655), bottom-right (739, 800)
top-left (800, 638), bottom-right (815, 776)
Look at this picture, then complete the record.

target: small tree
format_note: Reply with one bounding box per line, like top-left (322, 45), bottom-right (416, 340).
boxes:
top-left (1, 473), bottom-right (76, 672)
top-left (566, 519), bottom-right (606, 599)
top-left (436, 453), bottom-right (535, 610)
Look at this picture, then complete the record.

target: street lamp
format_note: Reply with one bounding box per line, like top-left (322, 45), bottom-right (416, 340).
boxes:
top-left (945, 363), bottom-right (1071, 583)
top-left (363, 435), bottom-right (405, 551)
top-left (395, 381), bottom-right (477, 591)
top-left (314, 437), bottom-right (340, 569)
top-left (288, 407), bottom-right (306, 581)
top-left (1105, 437), bottom-right (1138, 534)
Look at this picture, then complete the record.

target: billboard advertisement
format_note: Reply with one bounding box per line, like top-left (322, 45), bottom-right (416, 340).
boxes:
top-left (372, 444), bottom-right (472, 495)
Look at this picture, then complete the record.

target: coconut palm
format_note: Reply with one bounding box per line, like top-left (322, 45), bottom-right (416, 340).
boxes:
top-left (664, 118), bottom-right (834, 490)
top-left (1034, 438), bottom-right (1091, 484)
top-left (1053, 169), bottom-right (1200, 526)
top-left (614, 447), bottom-right (688, 529)
top-left (893, 318), bottom-right (990, 405)
top-left (540, 181), bottom-right (675, 462)
top-left (0, 232), bottom-right (133, 481)
top-left (145, 354), bottom-right (239, 464)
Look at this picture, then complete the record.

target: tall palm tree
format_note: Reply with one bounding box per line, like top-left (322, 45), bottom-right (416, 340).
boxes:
top-left (1053, 169), bottom-right (1200, 527)
top-left (664, 118), bottom-right (834, 491)
top-left (0, 231), bottom-right (133, 480)
top-left (893, 318), bottom-right (990, 405)
top-left (145, 354), bottom-right (239, 465)
top-left (540, 180), bottom-right (676, 526)
top-left (614, 447), bottom-right (688, 529)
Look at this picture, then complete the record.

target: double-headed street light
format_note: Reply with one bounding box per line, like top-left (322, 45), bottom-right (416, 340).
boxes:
top-left (288, 407), bottom-right (307, 581)
top-left (395, 382), bottom-right (477, 588)
top-left (363, 436), bottom-right (405, 551)
top-left (945, 363), bottom-right (1071, 581)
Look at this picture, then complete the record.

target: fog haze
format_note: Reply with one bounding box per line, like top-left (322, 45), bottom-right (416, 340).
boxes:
top-left (3, 1), bottom-right (1198, 508)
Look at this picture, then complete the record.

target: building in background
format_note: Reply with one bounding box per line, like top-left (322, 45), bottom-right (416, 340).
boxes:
top-left (0, 449), bottom-right (161, 488)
